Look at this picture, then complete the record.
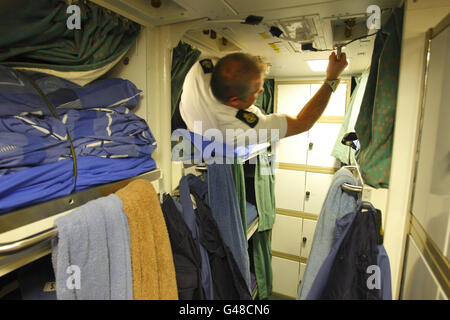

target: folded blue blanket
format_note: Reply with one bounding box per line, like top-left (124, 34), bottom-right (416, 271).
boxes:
top-left (0, 106), bottom-right (156, 175)
top-left (0, 66), bottom-right (157, 215)
top-left (0, 66), bottom-right (141, 116)
top-left (0, 155), bottom-right (156, 215)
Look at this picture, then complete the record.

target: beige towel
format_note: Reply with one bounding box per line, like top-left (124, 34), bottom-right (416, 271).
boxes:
top-left (116, 179), bottom-right (178, 300)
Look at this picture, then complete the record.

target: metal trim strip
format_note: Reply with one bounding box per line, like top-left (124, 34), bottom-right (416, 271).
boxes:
top-left (409, 214), bottom-right (450, 298)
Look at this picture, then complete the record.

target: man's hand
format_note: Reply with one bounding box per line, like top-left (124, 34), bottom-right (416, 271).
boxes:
top-left (326, 52), bottom-right (348, 80)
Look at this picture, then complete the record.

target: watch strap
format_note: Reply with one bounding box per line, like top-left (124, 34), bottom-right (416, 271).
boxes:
top-left (325, 79), bottom-right (340, 92)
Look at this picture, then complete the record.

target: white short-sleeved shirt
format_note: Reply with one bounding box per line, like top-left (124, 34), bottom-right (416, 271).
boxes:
top-left (180, 58), bottom-right (287, 145)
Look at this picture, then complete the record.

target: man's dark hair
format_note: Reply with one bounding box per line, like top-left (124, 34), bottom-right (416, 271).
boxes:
top-left (211, 53), bottom-right (267, 104)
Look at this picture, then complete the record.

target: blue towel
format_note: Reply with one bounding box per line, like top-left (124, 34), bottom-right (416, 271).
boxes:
top-left (51, 194), bottom-right (133, 300)
top-left (297, 167), bottom-right (358, 300)
top-left (206, 164), bottom-right (251, 291)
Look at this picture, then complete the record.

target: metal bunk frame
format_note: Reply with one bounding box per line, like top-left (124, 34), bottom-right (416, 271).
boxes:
top-left (0, 169), bottom-right (162, 276)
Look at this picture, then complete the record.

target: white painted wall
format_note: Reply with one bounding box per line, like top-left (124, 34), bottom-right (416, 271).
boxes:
top-left (383, 0), bottom-right (450, 299)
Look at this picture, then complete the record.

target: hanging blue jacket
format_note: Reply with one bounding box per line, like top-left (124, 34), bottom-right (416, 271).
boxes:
top-left (307, 205), bottom-right (392, 300)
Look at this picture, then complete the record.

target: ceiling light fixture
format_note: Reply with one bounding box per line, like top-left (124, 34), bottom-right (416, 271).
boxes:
top-left (306, 59), bottom-right (350, 72)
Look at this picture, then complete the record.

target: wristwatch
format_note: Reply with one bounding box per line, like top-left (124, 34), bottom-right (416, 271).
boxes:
top-left (324, 79), bottom-right (340, 92)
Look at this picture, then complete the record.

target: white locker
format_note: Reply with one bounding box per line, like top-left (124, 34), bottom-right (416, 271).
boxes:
top-left (277, 131), bottom-right (309, 165)
top-left (311, 83), bottom-right (348, 117)
top-left (298, 263), bottom-right (307, 290)
top-left (272, 256), bottom-right (300, 298)
top-left (300, 219), bottom-right (317, 259)
top-left (271, 214), bottom-right (303, 256)
top-left (307, 123), bottom-right (342, 168)
top-left (303, 172), bottom-right (334, 215)
top-left (274, 169), bottom-right (306, 212)
top-left (276, 84), bottom-right (311, 116)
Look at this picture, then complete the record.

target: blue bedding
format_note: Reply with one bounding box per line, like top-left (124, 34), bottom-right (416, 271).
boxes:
top-left (246, 202), bottom-right (259, 228)
top-left (171, 129), bottom-right (263, 163)
top-left (0, 66), bottom-right (157, 214)
top-left (0, 66), bottom-right (141, 116)
top-left (0, 156), bottom-right (156, 215)
top-left (0, 106), bottom-right (156, 175)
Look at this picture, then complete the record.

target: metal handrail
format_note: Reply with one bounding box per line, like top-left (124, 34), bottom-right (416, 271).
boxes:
top-left (0, 228), bottom-right (57, 256)
top-left (341, 165), bottom-right (364, 194)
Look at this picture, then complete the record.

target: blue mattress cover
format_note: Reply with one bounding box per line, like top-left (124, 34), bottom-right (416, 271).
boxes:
top-left (171, 129), bottom-right (265, 164)
top-left (246, 201), bottom-right (259, 228)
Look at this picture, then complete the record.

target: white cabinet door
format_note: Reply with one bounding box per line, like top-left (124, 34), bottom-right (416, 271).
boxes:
top-left (272, 256), bottom-right (300, 298)
top-left (275, 169), bottom-right (306, 212)
top-left (300, 219), bottom-right (317, 259)
top-left (303, 172), bottom-right (334, 215)
top-left (311, 83), bottom-right (348, 117)
top-left (307, 123), bottom-right (342, 168)
top-left (271, 214), bottom-right (302, 256)
top-left (276, 131), bottom-right (309, 165)
top-left (298, 262), bottom-right (307, 292)
top-left (276, 84), bottom-right (311, 115)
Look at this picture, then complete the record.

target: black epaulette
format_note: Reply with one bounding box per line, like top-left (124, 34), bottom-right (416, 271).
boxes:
top-left (236, 110), bottom-right (259, 128)
top-left (199, 59), bottom-right (214, 74)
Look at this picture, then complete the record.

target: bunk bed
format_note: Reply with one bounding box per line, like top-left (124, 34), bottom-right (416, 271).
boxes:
top-left (0, 66), bottom-right (160, 279)
top-left (0, 0), bottom-right (276, 300)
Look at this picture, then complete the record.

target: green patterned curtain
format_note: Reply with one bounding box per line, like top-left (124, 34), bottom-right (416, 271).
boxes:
top-left (355, 5), bottom-right (404, 188)
top-left (252, 151), bottom-right (276, 299)
top-left (0, 0), bottom-right (140, 71)
top-left (255, 79), bottom-right (274, 114)
top-left (171, 41), bottom-right (201, 115)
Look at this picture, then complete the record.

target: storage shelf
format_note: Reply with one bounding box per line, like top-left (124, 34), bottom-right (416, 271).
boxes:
top-left (247, 217), bottom-right (259, 241)
top-left (0, 169), bottom-right (161, 237)
top-left (252, 285), bottom-right (258, 300)
top-left (0, 169), bottom-right (162, 276)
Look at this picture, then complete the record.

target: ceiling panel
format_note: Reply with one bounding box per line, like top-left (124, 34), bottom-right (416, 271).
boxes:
top-left (223, 0), bottom-right (332, 14)
top-left (178, 0), bottom-right (401, 77)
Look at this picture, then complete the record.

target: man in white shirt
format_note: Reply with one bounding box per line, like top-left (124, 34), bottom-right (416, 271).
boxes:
top-left (179, 51), bottom-right (348, 146)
